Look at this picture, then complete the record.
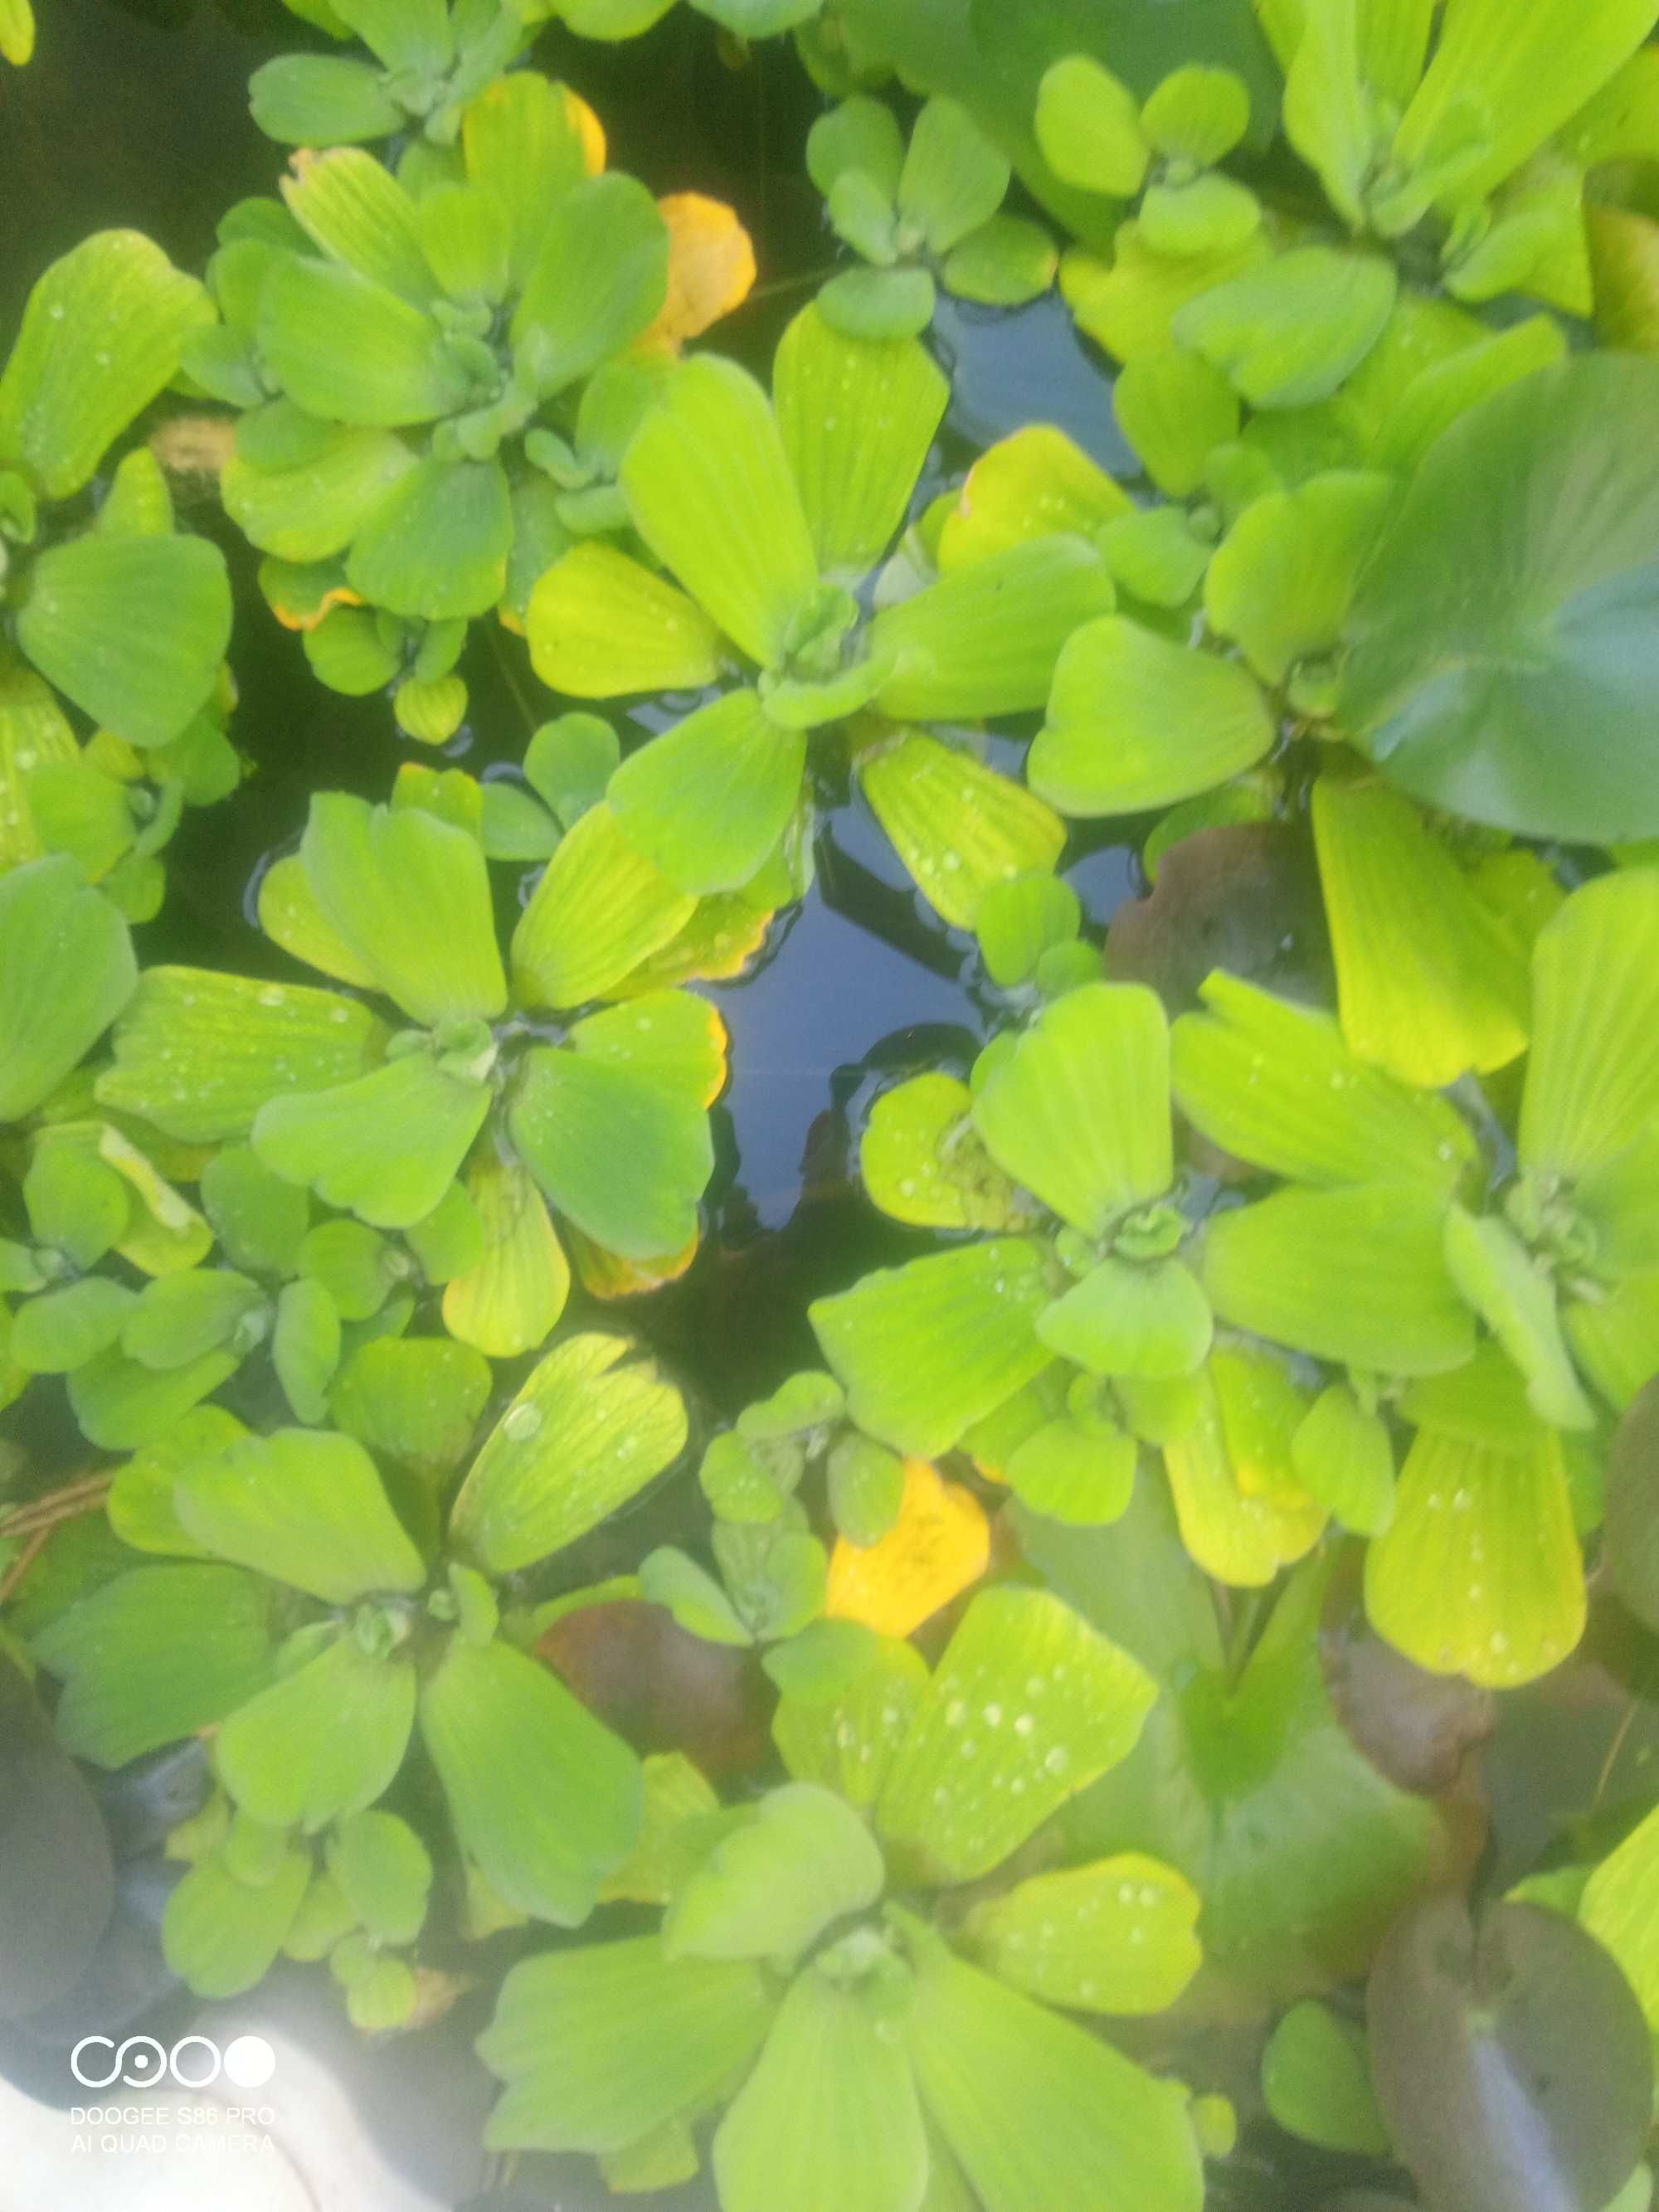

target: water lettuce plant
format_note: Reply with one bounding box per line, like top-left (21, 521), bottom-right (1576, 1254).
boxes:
top-left (530, 299), bottom-right (1105, 921)
top-left (480, 1585), bottom-right (1213, 2211)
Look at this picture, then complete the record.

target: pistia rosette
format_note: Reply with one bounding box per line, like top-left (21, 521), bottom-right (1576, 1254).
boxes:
top-left (479, 1585), bottom-right (1212, 2212)
top-left (528, 300), bottom-right (1106, 919)
top-left (31, 1327), bottom-right (689, 2016)
top-left (208, 69), bottom-right (752, 740)
top-left (94, 771), bottom-right (729, 1360)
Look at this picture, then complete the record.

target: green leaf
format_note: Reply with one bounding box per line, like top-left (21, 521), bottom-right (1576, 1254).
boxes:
top-left (451, 1332), bottom-right (688, 1572)
top-left (298, 791), bottom-right (505, 1026)
top-left (773, 303), bottom-right (947, 581)
top-left (253, 1054), bottom-right (491, 1230)
top-left (67, 1342), bottom-right (240, 1451)
top-left (419, 1636), bottom-right (641, 1925)
top-left (714, 1966), bottom-right (928, 2212)
top-left (1141, 172), bottom-right (1261, 258)
top-left (1039, 1256), bottom-right (1213, 1380)
top-left (1170, 971), bottom-right (1477, 1190)
top-left (937, 425), bottom-right (1131, 571)
top-left (223, 416), bottom-right (416, 566)
top-left (1604, 1383), bottom-right (1659, 1636)
top-left (511, 800), bottom-right (694, 1009)
top-left (609, 690), bottom-right (805, 898)
top-left (274, 1276), bottom-right (342, 1425)
top-left (200, 1144), bottom-right (310, 1276)
top-left (524, 714), bottom-right (620, 829)
top-left (976, 873), bottom-right (1082, 989)
top-left (810, 1240), bottom-right (1053, 1458)
top-left (1340, 358), bottom-right (1659, 842)
top-left (1292, 1384), bottom-right (1396, 1537)
top-left (513, 1040), bottom-right (703, 1257)
top-left (1521, 868), bottom-right (1659, 1179)
top-left (511, 173), bottom-right (669, 398)
top-left (1201, 1183), bottom-right (1477, 1376)
top-left (97, 966), bottom-right (387, 1143)
top-left (1443, 1207), bottom-right (1595, 1431)
top-left (1311, 776), bottom-right (1529, 1087)
top-left (1143, 63), bottom-right (1252, 163)
top-left (215, 1635), bottom-right (415, 1833)
top-left (163, 1846), bottom-right (309, 2000)
top-left (329, 1335), bottom-right (492, 1477)
top-left (9, 1275), bottom-right (135, 1376)
top-left (174, 1428), bottom-right (426, 1603)
top-left (480, 1937), bottom-right (773, 2155)
top-left (33, 1563), bottom-right (273, 1767)
top-left (818, 265), bottom-right (939, 342)
top-left (878, 1587), bottom-right (1157, 1883)
top-left (902, 1932), bottom-right (1205, 2212)
top-left (121, 1269), bottom-right (264, 1372)
top-left (899, 95), bottom-right (1010, 254)
top-left (344, 455), bottom-right (510, 620)
top-left (871, 537), bottom-right (1115, 722)
top-left (664, 1783), bottom-right (885, 1964)
top-left (1365, 1422), bottom-right (1584, 1686)
top-left (639, 1545), bottom-right (755, 1646)
top-left (259, 255), bottom-right (467, 427)
top-left (1205, 470), bottom-right (1391, 686)
top-left (808, 95), bottom-right (905, 207)
top-left (460, 71), bottom-right (600, 289)
top-left (442, 1151), bottom-right (570, 1359)
top-left (859, 735), bottom-right (1065, 932)
top-left (1173, 248), bottom-right (1397, 409)
top-left (972, 983), bottom-right (1172, 1235)
top-left (1112, 349), bottom-right (1240, 498)
top-left (526, 542), bottom-right (725, 698)
top-left (18, 532), bottom-right (231, 751)
top-left (280, 147), bottom-right (434, 302)
top-left (621, 356), bottom-right (820, 669)
top-left (0, 231), bottom-right (212, 499)
top-left (965, 1853), bottom-right (1202, 2015)
top-left (0, 856), bottom-right (135, 1123)
top-left (1261, 2001), bottom-right (1389, 2154)
top-left (327, 1807), bottom-right (431, 1944)
top-left (250, 55), bottom-right (405, 147)
top-left (1007, 1413), bottom-right (1140, 1525)
top-left (23, 1139), bottom-right (129, 1270)
top-left (860, 1072), bottom-right (1025, 1232)
top-left (1028, 615), bottom-right (1274, 817)
top-left (944, 213), bottom-right (1058, 306)
top-left (1368, 1894), bottom-right (1653, 2212)
top-left (1035, 56), bottom-right (1150, 196)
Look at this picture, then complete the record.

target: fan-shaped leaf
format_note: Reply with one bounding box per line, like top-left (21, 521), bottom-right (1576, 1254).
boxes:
top-left (174, 1427), bottom-right (426, 1603)
top-left (0, 856), bottom-right (135, 1123)
top-left (215, 1636), bottom-right (416, 1833)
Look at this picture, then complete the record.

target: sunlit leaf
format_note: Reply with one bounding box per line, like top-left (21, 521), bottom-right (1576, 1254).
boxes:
top-left (1521, 868), bottom-right (1659, 1179)
top-left (253, 1053), bottom-right (491, 1229)
top-left (461, 72), bottom-right (603, 289)
top-left (938, 425), bottom-right (1131, 571)
top-left (508, 1042), bottom-right (711, 1260)
top-left (825, 1459), bottom-right (990, 1640)
top-left (1038, 1255), bottom-right (1213, 1380)
top-left (280, 146), bottom-right (434, 302)
top-left (526, 542), bottom-right (725, 697)
top-left (966, 1852), bottom-right (1202, 2015)
top-left (861, 1072), bottom-right (1025, 1231)
top-left (512, 173), bottom-right (669, 397)
top-left (512, 801), bottom-right (695, 1009)
top-left (1163, 1362), bottom-right (1326, 1585)
top-left (442, 1150), bottom-right (570, 1358)
top-left (609, 690), bottom-right (805, 897)
top-left (176, 1426), bottom-right (426, 1603)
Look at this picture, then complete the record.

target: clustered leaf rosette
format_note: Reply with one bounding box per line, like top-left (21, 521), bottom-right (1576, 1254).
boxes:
top-left (479, 1584), bottom-right (1217, 2211)
top-left (254, 0), bottom-right (537, 151)
top-left (807, 93), bottom-right (1058, 338)
top-left (202, 70), bottom-right (750, 742)
top-left (1169, 864), bottom-right (1659, 1687)
top-left (529, 299), bottom-right (1111, 924)
top-left (93, 772), bottom-right (729, 1365)
top-left (0, 236), bottom-right (235, 792)
top-left (30, 1330), bottom-right (688, 2018)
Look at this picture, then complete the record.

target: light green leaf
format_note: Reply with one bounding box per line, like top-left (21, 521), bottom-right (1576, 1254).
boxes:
top-left (480, 1937), bottom-right (773, 2155)
top-left (67, 1343), bottom-right (240, 1451)
top-left (1035, 56), bottom-right (1150, 197)
top-left (329, 1335), bottom-right (492, 1478)
top-left (860, 1072), bottom-right (1025, 1232)
top-left (1172, 247), bottom-right (1397, 408)
top-left (773, 303), bottom-right (947, 580)
top-left (18, 532), bottom-right (231, 750)
top-left (33, 1564), bottom-right (274, 1767)
top-left (773, 1636), bottom-right (927, 1808)
top-left (526, 542), bottom-right (725, 698)
top-left (250, 55), bottom-right (405, 147)
top-left (121, 1269), bottom-right (264, 1372)
top-left (451, 1332), bottom-right (688, 1572)
top-left (216, 1636), bottom-right (416, 1833)
top-left (976, 873), bottom-right (1082, 989)
top-left (860, 735), bottom-right (1064, 932)
top-left (818, 265), bottom-right (938, 342)
top-left (511, 173), bottom-right (669, 398)
top-left (174, 1428), bottom-right (426, 1602)
top-left (1443, 1207), bottom-right (1595, 1431)
top-left (0, 856), bottom-right (135, 1123)
top-left (274, 1276), bottom-right (342, 1425)
top-left (345, 455), bottom-right (510, 620)
top-left (902, 1931), bottom-right (1204, 2212)
top-left (1204, 469), bottom-right (1391, 685)
top-left (280, 147), bottom-right (434, 302)
top-left (259, 254), bottom-right (469, 428)
top-left (1112, 348), bottom-right (1240, 498)
top-left (1521, 868), bottom-right (1659, 1179)
top-left (0, 231), bottom-right (212, 499)
top-left (327, 1808), bottom-right (431, 1944)
top-left (1312, 776), bottom-right (1529, 1087)
top-left (1028, 614), bottom-right (1274, 817)
top-left (878, 1587), bottom-right (1157, 1883)
top-left (1261, 2001), bottom-right (1390, 2154)
top-left (97, 966), bottom-right (386, 1143)
top-left (807, 94), bottom-right (905, 206)
top-left (511, 800), bottom-right (694, 1009)
top-left (1365, 1422), bottom-right (1584, 1686)
top-left (620, 356), bottom-right (820, 669)
top-left (10, 1277), bottom-right (134, 1374)
top-left (1039, 1256), bottom-right (1213, 1380)
top-left (223, 416), bottom-right (417, 566)
top-left (23, 1138), bottom-right (129, 1271)
top-left (1201, 1183), bottom-right (1476, 1376)
top-left (1291, 1383), bottom-right (1396, 1536)
top-left (460, 71), bottom-right (600, 290)
top-left (871, 537), bottom-right (1115, 722)
top-left (254, 1054), bottom-right (491, 1230)
top-left (714, 1966), bottom-right (927, 2212)
top-left (972, 982), bottom-right (1172, 1235)
top-left (508, 1042), bottom-right (710, 1260)
top-left (419, 1636), bottom-right (641, 1925)
top-left (163, 1847), bottom-right (309, 2001)
top-left (664, 1783), bottom-right (885, 1964)
top-left (965, 1853), bottom-right (1202, 2015)
top-left (943, 213), bottom-right (1058, 306)
top-left (810, 1240), bottom-right (1053, 1458)
top-left (937, 425), bottom-right (1130, 570)
top-left (1007, 1413), bottom-right (1140, 1525)
top-left (442, 1151), bottom-right (570, 1359)
top-left (1170, 970), bottom-right (1478, 1190)
top-left (608, 689), bottom-right (805, 897)
top-left (899, 95), bottom-right (1010, 254)
top-left (200, 1144), bottom-right (310, 1276)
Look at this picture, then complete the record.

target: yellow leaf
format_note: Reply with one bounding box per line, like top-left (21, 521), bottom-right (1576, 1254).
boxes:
top-left (568, 86), bottom-right (607, 178)
top-left (567, 1223), bottom-right (702, 1299)
top-left (641, 195), bottom-right (757, 353)
top-left (825, 1460), bottom-right (990, 1640)
top-left (270, 583), bottom-right (365, 634)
